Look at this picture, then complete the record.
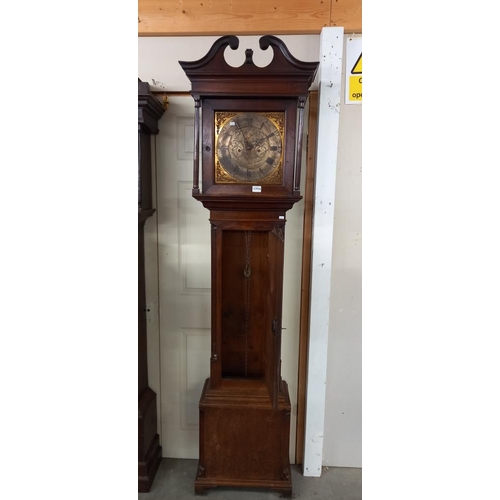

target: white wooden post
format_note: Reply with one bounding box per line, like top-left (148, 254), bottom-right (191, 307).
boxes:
top-left (303, 26), bottom-right (344, 477)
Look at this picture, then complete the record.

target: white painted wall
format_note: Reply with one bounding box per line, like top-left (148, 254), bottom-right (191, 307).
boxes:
top-left (138, 33), bottom-right (361, 468)
top-left (322, 35), bottom-right (362, 468)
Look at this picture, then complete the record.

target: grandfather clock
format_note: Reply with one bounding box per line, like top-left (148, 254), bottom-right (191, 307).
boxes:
top-left (180, 36), bottom-right (318, 497)
top-left (138, 79), bottom-right (165, 492)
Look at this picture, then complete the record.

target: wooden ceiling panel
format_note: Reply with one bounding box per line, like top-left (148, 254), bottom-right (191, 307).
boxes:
top-left (139, 0), bottom-right (361, 36)
top-left (331, 0), bottom-right (362, 33)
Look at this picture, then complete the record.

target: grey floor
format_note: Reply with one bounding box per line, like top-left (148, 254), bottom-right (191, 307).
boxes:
top-left (139, 459), bottom-right (361, 500)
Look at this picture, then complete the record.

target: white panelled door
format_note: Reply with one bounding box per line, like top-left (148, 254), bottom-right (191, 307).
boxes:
top-left (155, 96), bottom-right (305, 461)
top-left (156, 96), bottom-right (211, 458)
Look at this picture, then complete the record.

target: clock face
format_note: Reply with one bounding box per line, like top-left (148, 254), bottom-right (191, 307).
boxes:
top-left (215, 112), bottom-right (284, 184)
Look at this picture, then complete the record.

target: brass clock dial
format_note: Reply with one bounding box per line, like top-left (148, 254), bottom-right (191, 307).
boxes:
top-left (215, 112), bottom-right (284, 184)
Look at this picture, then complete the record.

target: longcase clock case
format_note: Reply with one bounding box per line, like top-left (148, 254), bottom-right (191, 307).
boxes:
top-left (138, 79), bottom-right (165, 492)
top-left (179, 36), bottom-right (318, 497)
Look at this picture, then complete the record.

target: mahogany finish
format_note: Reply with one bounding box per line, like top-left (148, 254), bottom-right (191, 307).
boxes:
top-left (195, 379), bottom-right (292, 496)
top-left (180, 36), bottom-right (318, 497)
top-left (138, 79), bottom-right (165, 493)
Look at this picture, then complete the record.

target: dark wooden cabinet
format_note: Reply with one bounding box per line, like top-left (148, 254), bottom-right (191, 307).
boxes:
top-left (180, 36), bottom-right (318, 497)
top-left (138, 79), bottom-right (165, 492)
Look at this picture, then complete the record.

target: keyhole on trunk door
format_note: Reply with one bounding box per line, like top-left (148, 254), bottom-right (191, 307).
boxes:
top-left (244, 264), bottom-right (252, 278)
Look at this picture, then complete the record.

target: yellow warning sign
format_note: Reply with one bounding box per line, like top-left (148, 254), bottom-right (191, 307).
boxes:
top-left (349, 75), bottom-right (362, 101)
top-left (351, 53), bottom-right (362, 74)
top-left (346, 38), bottom-right (362, 104)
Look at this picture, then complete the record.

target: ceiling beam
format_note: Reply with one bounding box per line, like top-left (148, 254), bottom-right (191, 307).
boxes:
top-left (330, 0), bottom-right (362, 32)
top-left (138, 0), bottom-right (361, 36)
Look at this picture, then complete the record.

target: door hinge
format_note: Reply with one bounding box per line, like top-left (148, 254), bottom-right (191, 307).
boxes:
top-left (272, 317), bottom-right (278, 336)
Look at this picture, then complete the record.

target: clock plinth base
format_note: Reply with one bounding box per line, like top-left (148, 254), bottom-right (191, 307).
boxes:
top-left (195, 379), bottom-right (292, 497)
top-left (194, 475), bottom-right (292, 498)
top-left (138, 387), bottom-right (162, 492)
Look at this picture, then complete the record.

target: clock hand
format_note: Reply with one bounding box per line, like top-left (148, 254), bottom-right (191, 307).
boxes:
top-left (253, 131), bottom-right (277, 148)
top-left (235, 123), bottom-right (252, 150)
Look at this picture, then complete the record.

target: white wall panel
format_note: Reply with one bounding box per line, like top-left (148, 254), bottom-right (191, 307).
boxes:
top-left (303, 27), bottom-right (344, 476)
top-left (322, 35), bottom-right (362, 468)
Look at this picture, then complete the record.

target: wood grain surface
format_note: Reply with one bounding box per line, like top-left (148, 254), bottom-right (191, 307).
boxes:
top-left (138, 0), bottom-right (361, 35)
